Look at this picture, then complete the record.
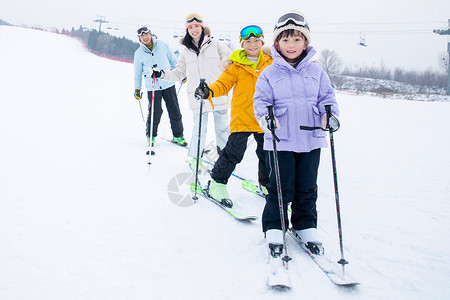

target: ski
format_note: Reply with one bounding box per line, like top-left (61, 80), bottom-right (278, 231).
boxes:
top-left (266, 243), bottom-right (292, 289)
top-left (189, 183), bottom-right (258, 222)
top-left (241, 179), bottom-right (266, 197)
top-left (203, 161), bottom-right (295, 214)
top-left (187, 162), bottom-right (258, 222)
top-left (202, 160), bottom-right (265, 197)
top-left (160, 136), bottom-right (188, 148)
top-left (268, 269), bottom-right (291, 290)
top-left (145, 136), bottom-right (189, 155)
top-left (287, 228), bottom-right (359, 286)
top-left (160, 136), bottom-right (214, 156)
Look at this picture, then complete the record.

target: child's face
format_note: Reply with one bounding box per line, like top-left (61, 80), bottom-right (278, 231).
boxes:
top-left (276, 31), bottom-right (308, 63)
top-left (242, 37), bottom-right (263, 58)
top-left (187, 23), bottom-right (203, 39)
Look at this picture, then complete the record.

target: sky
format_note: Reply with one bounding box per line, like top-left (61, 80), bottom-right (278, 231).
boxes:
top-left (1, 0), bottom-right (450, 71)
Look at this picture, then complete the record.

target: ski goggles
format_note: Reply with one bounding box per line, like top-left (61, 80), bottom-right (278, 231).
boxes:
top-left (275, 12), bottom-right (309, 30)
top-left (186, 13), bottom-right (203, 23)
top-left (239, 25), bottom-right (264, 41)
top-left (137, 27), bottom-right (151, 36)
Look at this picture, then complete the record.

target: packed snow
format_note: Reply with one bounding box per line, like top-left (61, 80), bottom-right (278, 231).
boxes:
top-left (1, 25), bottom-right (449, 299)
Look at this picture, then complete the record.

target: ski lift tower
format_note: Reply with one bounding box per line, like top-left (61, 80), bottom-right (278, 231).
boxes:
top-left (93, 16), bottom-right (109, 32)
top-left (433, 19), bottom-right (450, 95)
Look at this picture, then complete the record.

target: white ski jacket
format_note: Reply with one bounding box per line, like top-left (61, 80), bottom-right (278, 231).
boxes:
top-left (163, 35), bottom-right (231, 114)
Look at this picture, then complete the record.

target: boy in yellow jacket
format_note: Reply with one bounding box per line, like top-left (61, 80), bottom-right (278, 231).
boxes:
top-left (195, 25), bottom-right (272, 207)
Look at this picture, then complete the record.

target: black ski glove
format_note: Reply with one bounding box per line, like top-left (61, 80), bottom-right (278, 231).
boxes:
top-left (151, 67), bottom-right (164, 78)
top-left (194, 83), bottom-right (210, 99)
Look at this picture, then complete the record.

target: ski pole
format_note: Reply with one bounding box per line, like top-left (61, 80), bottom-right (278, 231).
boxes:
top-left (177, 76), bottom-right (187, 96)
top-left (300, 106), bottom-right (347, 269)
top-left (324, 105), bottom-right (348, 270)
top-left (193, 78), bottom-right (211, 200)
top-left (136, 88), bottom-right (145, 123)
top-left (138, 98), bottom-right (145, 123)
top-left (148, 66), bottom-right (157, 171)
top-left (192, 79), bottom-right (206, 200)
top-left (267, 105), bottom-right (291, 267)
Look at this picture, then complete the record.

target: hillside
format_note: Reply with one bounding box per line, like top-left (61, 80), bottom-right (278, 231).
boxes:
top-left (1, 25), bottom-right (450, 299)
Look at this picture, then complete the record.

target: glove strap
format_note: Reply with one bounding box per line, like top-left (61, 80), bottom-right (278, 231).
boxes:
top-left (200, 81), bottom-right (215, 110)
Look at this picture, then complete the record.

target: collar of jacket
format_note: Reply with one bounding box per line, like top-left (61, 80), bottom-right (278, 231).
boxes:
top-left (229, 49), bottom-right (263, 70)
top-left (198, 36), bottom-right (212, 52)
top-left (271, 45), bottom-right (315, 71)
top-left (186, 36), bottom-right (213, 55)
top-left (140, 37), bottom-right (157, 53)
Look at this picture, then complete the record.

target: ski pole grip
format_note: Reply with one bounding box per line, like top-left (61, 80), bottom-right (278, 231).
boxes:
top-left (266, 105), bottom-right (280, 142)
top-left (199, 78), bottom-right (214, 98)
top-left (194, 78), bottom-right (206, 101)
top-left (267, 105), bottom-right (274, 119)
top-left (267, 105), bottom-right (276, 131)
top-left (325, 105), bottom-right (332, 118)
top-left (325, 105), bottom-right (332, 130)
top-left (152, 64), bottom-right (158, 80)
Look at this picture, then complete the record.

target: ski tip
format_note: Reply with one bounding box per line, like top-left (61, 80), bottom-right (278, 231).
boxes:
top-left (338, 281), bottom-right (360, 287)
top-left (145, 150), bottom-right (156, 155)
top-left (268, 278), bottom-right (292, 290)
top-left (269, 284), bottom-right (291, 291)
top-left (236, 216), bottom-right (258, 222)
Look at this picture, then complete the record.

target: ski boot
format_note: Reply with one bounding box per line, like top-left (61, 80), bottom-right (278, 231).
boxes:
top-left (207, 179), bottom-right (233, 208)
top-left (147, 137), bottom-right (155, 147)
top-left (173, 136), bottom-right (188, 147)
top-left (296, 228), bottom-right (324, 255)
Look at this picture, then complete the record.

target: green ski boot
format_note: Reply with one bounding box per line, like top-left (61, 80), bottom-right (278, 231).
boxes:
top-left (207, 179), bottom-right (233, 208)
top-left (173, 136), bottom-right (188, 147)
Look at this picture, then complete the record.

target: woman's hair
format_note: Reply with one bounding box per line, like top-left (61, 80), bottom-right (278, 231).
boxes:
top-left (274, 29), bottom-right (308, 45)
top-left (181, 29), bottom-right (205, 55)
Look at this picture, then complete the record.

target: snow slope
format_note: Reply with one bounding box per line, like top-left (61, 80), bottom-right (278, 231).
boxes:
top-left (1, 25), bottom-right (450, 299)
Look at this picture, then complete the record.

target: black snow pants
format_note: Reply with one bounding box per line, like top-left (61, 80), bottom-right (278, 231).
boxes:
top-left (262, 148), bottom-right (321, 233)
top-left (146, 85), bottom-right (184, 138)
top-left (210, 132), bottom-right (269, 187)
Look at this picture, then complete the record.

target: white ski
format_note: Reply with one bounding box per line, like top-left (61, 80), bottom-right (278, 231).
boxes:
top-left (288, 228), bottom-right (359, 286)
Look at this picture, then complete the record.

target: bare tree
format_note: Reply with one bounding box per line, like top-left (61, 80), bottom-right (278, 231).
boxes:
top-left (318, 49), bottom-right (343, 75)
top-left (438, 51), bottom-right (449, 73)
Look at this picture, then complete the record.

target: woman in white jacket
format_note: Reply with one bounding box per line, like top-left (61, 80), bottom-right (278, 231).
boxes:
top-left (156, 13), bottom-right (231, 170)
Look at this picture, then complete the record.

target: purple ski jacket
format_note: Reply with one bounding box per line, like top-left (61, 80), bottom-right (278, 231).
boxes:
top-left (253, 45), bottom-right (339, 153)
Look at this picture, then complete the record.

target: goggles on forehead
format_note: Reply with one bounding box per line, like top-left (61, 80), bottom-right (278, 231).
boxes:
top-left (239, 25), bottom-right (264, 41)
top-left (186, 13), bottom-right (203, 23)
top-left (275, 12), bottom-right (309, 30)
top-left (137, 27), bottom-right (151, 36)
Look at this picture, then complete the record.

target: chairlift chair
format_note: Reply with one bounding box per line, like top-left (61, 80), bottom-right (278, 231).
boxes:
top-left (359, 32), bottom-right (367, 47)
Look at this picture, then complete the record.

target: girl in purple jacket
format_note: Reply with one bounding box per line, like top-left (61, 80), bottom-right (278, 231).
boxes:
top-left (253, 12), bottom-right (339, 263)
